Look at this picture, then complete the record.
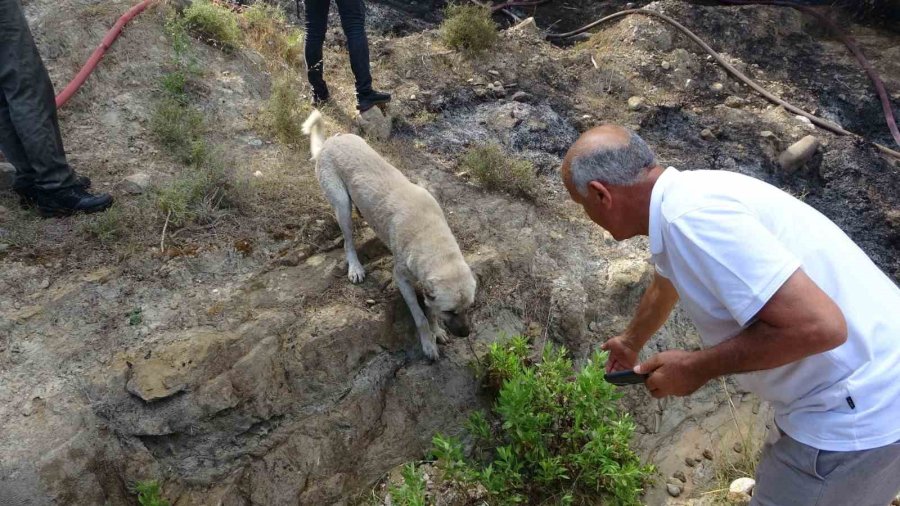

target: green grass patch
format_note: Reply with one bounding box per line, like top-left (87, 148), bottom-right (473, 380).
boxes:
top-left (183, 0), bottom-right (241, 52)
top-left (242, 2), bottom-right (304, 68)
top-left (387, 463), bottom-right (427, 506)
top-left (80, 203), bottom-right (126, 244)
top-left (460, 144), bottom-right (536, 198)
top-left (441, 4), bottom-right (498, 55)
top-left (135, 480), bottom-right (169, 506)
top-left (389, 337), bottom-right (654, 505)
top-left (155, 153), bottom-right (245, 228)
top-left (259, 74), bottom-right (309, 146)
top-left (150, 98), bottom-right (206, 165)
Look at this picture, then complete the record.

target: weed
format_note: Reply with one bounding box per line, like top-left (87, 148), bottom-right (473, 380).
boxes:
top-left (441, 4), bottom-right (498, 55)
top-left (161, 70), bottom-right (188, 101)
top-left (460, 144), bottom-right (536, 198)
top-left (706, 380), bottom-right (764, 504)
top-left (150, 98), bottom-right (206, 165)
top-left (387, 463), bottom-right (427, 506)
top-left (81, 204), bottom-right (126, 244)
top-left (183, 0), bottom-right (241, 52)
top-left (242, 2), bottom-right (304, 68)
top-left (127, 308), bottom-right (143, 326)
top-left (259, 74), bottom-right (309, 146)
top-left (155, 154), bottom-right (240, 227)
top-left (426, 336), bottom-right (654, 505)
top-left (135, 480), bottom-right (169, 506)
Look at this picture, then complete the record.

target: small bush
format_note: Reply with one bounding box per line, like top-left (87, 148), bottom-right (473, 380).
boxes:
top-left (387, 463), bottom-right (427, 506)
top-left (428, 336), bottom-right (654, 505)
top-left (155, 154), bottom-right (242, 227)
top-left (150, 98), bottom-right (205, 165)
top-left (441, 4), bottom-right (498, 55)
top-left (260, 74), bottom-right (309, 146)
top-left (135, 480), bottom-right (169, 506)
top-left (81, 203), bottom-right (125, 244)
top-left (183, 0), bottom-right (241, 51)
top-left (460, 144), bottom-right (536, 198)
top-left (242, 2), bottom-right (304, 68)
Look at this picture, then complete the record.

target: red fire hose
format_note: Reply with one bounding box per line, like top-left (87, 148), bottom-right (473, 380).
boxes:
top-left (54, 0), bottom-right (157, 108)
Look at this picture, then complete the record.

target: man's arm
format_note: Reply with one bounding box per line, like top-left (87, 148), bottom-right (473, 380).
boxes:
top-left (637, 269), bottom-right (848, 398)
top-left (602, 271), bottom-right (679, 372)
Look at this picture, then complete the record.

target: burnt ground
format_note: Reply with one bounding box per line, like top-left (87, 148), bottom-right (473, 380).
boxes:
top-left (0, 0), bottom-right (898, 505)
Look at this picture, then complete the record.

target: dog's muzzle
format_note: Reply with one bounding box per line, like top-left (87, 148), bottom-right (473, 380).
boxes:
top-left (445, 313), bottom-right (472, 337)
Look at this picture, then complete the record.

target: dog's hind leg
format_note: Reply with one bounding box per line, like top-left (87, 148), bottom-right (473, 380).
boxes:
top-left (319, 167), bottom-right (365, 283)
top-left (394, 264), bottom-right (439, 361)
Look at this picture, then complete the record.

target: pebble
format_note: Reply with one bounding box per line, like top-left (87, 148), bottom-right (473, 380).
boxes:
top-left (703, 449), bottom-right (714, 460)
top-left (366, 299), bottom-right (376, 306)
top-left (685, 457), bottom-right (697, 467)
top-left (39, 278), bottom-right (50, 289)
top-left (248, 138), bottom-right (263, 148)
top-left (710, 82), bottom-right (724, 92)
top-left (253, 171), bottom-right (263, 177)
top-left (627, 96), bottom-right (645, 110)
top-left (778, 135), bottom-right (819, 172)
top-left (728, 477), bottom-right (755, 504)
top-left (661, 60), bottom-right (671, 70)
top-left (488, 70), bottom-right (500, 77)
top-left (733, 442), bottom-right (744, 453)
top-left (117, 172), bottom-right (151, 195)
top-left (673, 470), bottom-right (686, 482)
top-left (724, 95), bottom-right (745, 108)
top-left (511, 91), bottom-right (533, 103)
top-left (759, 130), bottom-right (775, 138)
top-left (700, 128), bottom-right (715, 140)
top-left (666, 484), bottom-right (682, 497)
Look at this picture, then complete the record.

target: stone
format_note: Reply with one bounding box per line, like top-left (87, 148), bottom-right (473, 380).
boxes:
top-left (0, 161), bottom-right (14, 190)
top-left (666, 483), bottom-right (682, 497)
top-left (710, 82), bottom-right (724, 92)
top-left (685, 457), bottom-right (697, 467)
top-left (759, 130), bottom-right (775, 138)
top-left (778, 135), bottom-right (819, 172)
top-left (627, 96), bottom-right (645, 111)
top-left (733, 441), bottom-right (744, 453)
top-left (724, 95), bottom-right (746, 108)
top-left (673, 470), bottom-right (686, 482)
top-left (703, 449), bottom-right (714, 460)
top-left (117, 172), bottom-right (151, 195)
top-left (38, 278), bottom-right (50, 289)
top-left (248, 138), bottom-right (263, 148)
top-left (511, 91), bottom-right (533, 103)
top-left (366, 299), bottom-right (376, 306)
top-left (355, 105), bottom-right (392, 141)
top-left (700, 128), bottom-right (715, 140)
top-left (728, 477), bottom-right (755, 504)
top-left (661, 60), bottom-right (671, 70)
top-left (508, 17), bottom-right (541, 38)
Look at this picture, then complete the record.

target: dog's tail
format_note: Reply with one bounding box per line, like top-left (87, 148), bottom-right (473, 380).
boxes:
top-left (301, 109), bottom-right (325, 161)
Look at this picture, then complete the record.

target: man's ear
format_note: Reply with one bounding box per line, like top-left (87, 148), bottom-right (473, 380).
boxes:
top-left (587, 180), bottom-right (613, 208)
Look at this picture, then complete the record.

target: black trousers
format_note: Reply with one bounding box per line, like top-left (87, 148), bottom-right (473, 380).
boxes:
top-left (0, 0), bottom-right (75, 191)
top-left (303, 0), bottom-right (373, 96)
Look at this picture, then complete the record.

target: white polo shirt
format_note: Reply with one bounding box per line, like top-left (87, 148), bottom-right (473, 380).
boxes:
top-left (649, 167), bottom-right (900, 451)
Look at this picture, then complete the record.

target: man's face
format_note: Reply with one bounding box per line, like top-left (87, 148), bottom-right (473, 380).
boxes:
top-left (564, 176), bottom-right (627, 240)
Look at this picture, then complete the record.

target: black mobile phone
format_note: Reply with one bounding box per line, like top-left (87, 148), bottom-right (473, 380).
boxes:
top-left (603, 370), bottom-right (649, 386)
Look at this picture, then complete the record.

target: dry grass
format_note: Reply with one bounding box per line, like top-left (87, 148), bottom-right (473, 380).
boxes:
top-left (183, 0), bottom-right (242, 52)
top-left (440, 4), bottom-right (498, 55)
top-left (241, 2), bottom-right (304, 69)
top-left (258, 73), bottom-right (311, 147)
top-left (460, 144), bottom-right (536, 198)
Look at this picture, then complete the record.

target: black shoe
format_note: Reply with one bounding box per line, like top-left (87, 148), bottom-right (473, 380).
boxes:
top-left (311, 83), bottom-right (330, 107)
top-left (357, 89), bottom-right (392, 112)
top-left (74, 174), bottom-right (91, 189)
top-left (19, 186), bottom-right (113, 217)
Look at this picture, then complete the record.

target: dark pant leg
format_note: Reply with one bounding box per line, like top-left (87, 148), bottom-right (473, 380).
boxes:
top-left (303, 0), bottom-right (331, 95)
top-left (334, 0), bottom-right (372, 95)
top-left (0, 0), bottom-right (75, 191)
top-left (0, 80), bottom-right (34, 190)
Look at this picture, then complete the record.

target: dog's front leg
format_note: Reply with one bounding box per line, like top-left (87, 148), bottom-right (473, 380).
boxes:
top-left (394, 265), bottom-right (439, 361)
top-left (427, 308), bottom-right (449, 344)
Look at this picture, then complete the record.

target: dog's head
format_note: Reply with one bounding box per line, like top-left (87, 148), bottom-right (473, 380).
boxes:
top-left (423, 261), bottom-right (477, 337)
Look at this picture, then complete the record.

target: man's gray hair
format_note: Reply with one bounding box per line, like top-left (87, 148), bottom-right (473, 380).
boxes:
top-left (568, 130), bottom-right (656, 196)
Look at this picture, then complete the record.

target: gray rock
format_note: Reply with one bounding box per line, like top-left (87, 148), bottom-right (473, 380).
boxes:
top-left (703, 449), bottom-right (714, 460)
top-left (627, 96), bottom-right (645, 111)
top-left (728, 477), bottom-right (755, 504)
top-left (355, 105), bottom-right (392, 141)
top-left (248, 138), bottom-right (263, 148)
top-left (778, 135), bottom-right (819, 172)
top-left (661, 61), bottom-right (671, 70)
top-left (0, 162), bottom-right (14, 190)
top-left (673, 470), bottom-right (686, 482)
top-left (710, 82), bottom-right (724, 93)
top-left (666, 483), bottom-right (682, 497)
top-left (724, 95), bottom-right (746, 108)
top-left (117, 172), bottom-right (151, 195)
top-left (700, 128), bottom-right (715, 140)
top-left (511, 91), bottom-right (533, 103)
top-left (685, 457), bottom-right (697, 467)
top-left (733, 442), bottom-right (744, 453)
top-left (508, 17), bottom-right (541, 39)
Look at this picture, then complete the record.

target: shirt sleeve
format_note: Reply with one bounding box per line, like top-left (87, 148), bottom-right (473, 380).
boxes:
top-left (664, 206), bottom-right (802, 326)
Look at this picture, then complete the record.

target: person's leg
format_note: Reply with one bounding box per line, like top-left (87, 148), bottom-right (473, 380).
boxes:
top-left (752, 434), bottom-right (900, 506)
top-left (334, 0), bottom-right (372, 95)
top-left (303, 0), bottom-right (331, 102)
top-left (0, 0), bottom-right (76, 191)
top-left (0, 87), bottom-right (36, 191)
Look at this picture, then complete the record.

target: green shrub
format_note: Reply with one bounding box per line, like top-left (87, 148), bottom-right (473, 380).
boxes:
top-left (155, 154), bottom-right (241, 227)
top-left (387, 463), bottom-right (427, 506)
top-left (429, 336), bottom-right (654, 505)
top-left (183, 0), bottom-right (241, 51)
top-left (150, 98), bottom-right (205, 165)
top-left (81, 203), bottom-right (125, 244)
top-left (135, 480), bottom-right (169, 506)
top-left (242, 2), bottom-right (304, 67)
top-left (260, 74), bottom-right (309, 146)
top-left (441, 4), bottom-right (498, 55)
top-left (460, 144), bottom-right (536, 198)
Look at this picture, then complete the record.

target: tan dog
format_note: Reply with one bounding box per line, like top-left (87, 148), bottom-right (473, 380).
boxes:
top-left (302, 110), bottom-right (476, 360)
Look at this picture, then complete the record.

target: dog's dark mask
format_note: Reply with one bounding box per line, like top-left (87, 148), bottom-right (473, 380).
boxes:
top-left (444, 311), bottom-right (471, 337)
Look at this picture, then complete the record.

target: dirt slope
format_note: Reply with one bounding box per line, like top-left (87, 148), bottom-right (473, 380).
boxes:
top-left (0, 0), bottom-right (898, 505)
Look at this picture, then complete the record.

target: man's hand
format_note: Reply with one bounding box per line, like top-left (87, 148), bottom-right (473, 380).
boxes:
top-left (636, 350), bottom-right (711, 398)
top-left (601, 336), bottom-right (641, 373)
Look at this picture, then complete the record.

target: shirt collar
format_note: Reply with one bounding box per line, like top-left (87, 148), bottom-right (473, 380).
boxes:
top-left (649, 167), bottom-right (679, 255)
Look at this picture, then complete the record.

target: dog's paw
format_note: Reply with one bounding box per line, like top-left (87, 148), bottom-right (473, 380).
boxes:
top-left (347, 263), bottom-right (366, 284)
top-left (433, 326), bottom-right (450, 344)
top-left (420, 335), bottom-right (440, 362)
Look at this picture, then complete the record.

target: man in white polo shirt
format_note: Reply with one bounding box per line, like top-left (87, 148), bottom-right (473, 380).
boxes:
top-left (560, 124), bottom-right (900, 505)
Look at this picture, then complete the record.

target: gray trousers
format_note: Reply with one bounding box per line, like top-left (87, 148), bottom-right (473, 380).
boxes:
top-left (0, 0), bottom-right (75, 191)
top-left (752, 428), bottom-right (900, 506)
